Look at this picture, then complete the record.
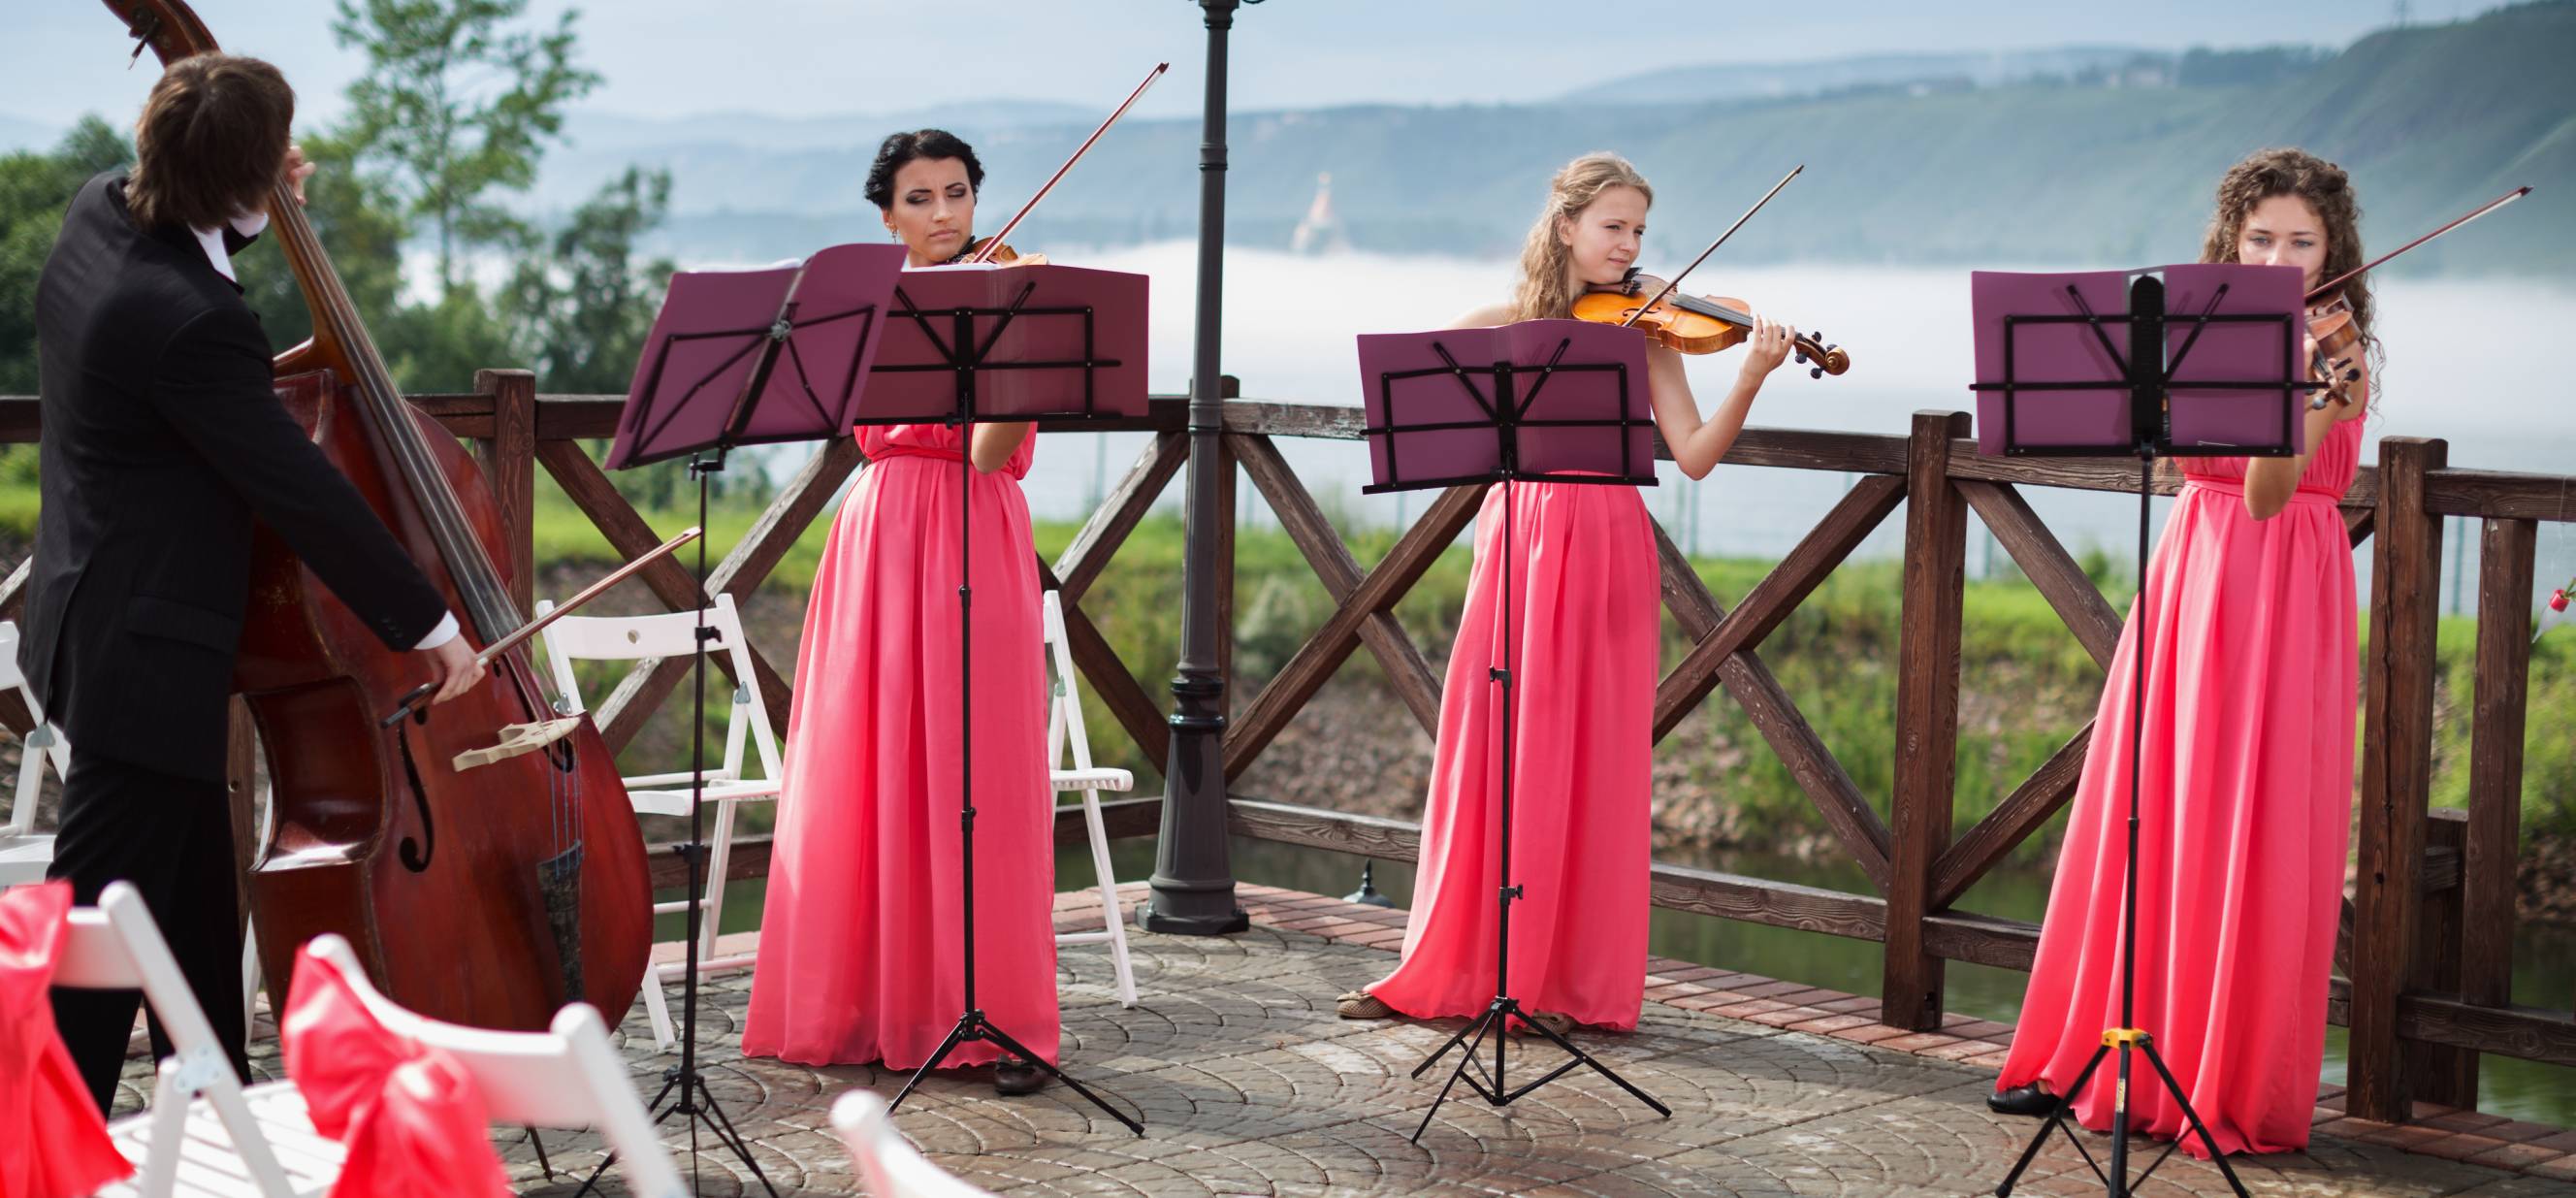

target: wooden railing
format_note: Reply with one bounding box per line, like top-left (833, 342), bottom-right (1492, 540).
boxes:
top-left (2, 376), bottom-right (2567, 1126)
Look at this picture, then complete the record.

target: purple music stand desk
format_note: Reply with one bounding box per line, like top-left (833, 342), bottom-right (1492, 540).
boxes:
top-left (1354, 319), bottom-right (1668, 1141)
top-left (606, 242), bottom-right (907, 469)
top-left (863, 262), bottom-right (1150, 1136)
top-left (587, 240), bottom-right (908, 1196)
top-left (1970, 264), bottom-right (2316, 1198)
top-left (861, 263), bottom-right (1147, 425)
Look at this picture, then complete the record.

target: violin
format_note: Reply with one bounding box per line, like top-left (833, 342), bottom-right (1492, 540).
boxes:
top-left (1573, 281), bottom-right (1850, 377)
top-left (957, 236), bottom-right (1045, 266)
top-left (2304, 292), bottom-right (2364, 409)
top-left (1565, 163), bottom-right (1852, 378)
top-left (110, 0), bottom-right (651, 1032)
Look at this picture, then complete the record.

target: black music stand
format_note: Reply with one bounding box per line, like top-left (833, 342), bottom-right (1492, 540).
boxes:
top-left (1970, 262), bottom-right (2319, 1198)
top-left (1355, 319), bottom-right (1672, 1142)
top-left (585, 241), bottom-right (907, 1195)
top-left (863, 263), bottom-right (1149, 1135)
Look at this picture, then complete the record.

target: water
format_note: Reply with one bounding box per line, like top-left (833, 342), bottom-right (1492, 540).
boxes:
top-left (658, 830), bottom-right (2576, 1125)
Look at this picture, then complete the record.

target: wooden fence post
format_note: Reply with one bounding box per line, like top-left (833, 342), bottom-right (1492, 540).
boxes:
top-left (2407, 809), bottom-right (2477, 1108)
top-left (2348, 436), bottom-right (2447, 1122)
top-left (1884, 409), bottom-right (1970, 1030)
top-left (2462, 517), bottom-right (2535, 1089)
top-left (471, 369), bottom-right (538, 615)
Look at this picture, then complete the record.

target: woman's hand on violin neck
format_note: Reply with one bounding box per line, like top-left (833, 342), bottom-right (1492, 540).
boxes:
top-left (1737, 313), bottom-right (1796, 381)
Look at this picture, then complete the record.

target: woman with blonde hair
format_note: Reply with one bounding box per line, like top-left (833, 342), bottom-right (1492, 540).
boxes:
top-left (1338, 152), bottom-right (1799, 1033)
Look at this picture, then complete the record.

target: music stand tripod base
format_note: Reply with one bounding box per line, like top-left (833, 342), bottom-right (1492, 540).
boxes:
top-left (868, 267), bottom-right (1150, 1137)
top-left (1352, 321), bottom-right (1672, 1143)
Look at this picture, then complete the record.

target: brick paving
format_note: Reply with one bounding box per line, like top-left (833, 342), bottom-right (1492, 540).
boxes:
top-left (123, 884), bottom-right (2576, 1196)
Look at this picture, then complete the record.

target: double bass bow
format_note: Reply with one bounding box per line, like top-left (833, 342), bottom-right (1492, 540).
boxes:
top-left (108, 0), bottom-right (653, 1032)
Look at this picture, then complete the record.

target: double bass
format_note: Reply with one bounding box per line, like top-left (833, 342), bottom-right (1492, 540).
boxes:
top-left (108, 0), bottom-right (652, 1031)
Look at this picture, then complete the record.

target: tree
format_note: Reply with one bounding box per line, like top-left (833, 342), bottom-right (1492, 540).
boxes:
top-left (500, 165), bottom-right (673, 395)
top-left (0, 118), bottom-right (134, 394)
top-left (331, 0), bottom-right (598, 294)
top-left (231, 130), bottom-right (408, 358)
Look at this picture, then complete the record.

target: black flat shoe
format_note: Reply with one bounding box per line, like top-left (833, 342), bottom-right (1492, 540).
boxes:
top-left (1988, 1083), bottom-right (2056, 1117)
top-left (994, 1055), bottom-right (1046, 1096)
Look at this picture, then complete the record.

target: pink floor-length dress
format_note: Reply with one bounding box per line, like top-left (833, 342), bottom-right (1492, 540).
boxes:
top-left (741, 423), bottom-right (1058, 1070)
top-left (1999, 417), bottom-right (2366, 1157)
top-left (1366, 479), bottom-right (1658, 1030)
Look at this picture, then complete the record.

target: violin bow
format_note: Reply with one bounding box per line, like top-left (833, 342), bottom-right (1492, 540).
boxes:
top-left (1622, 164), bottom-right (1804, 328)
top-left (2305, 184), bottom-right (2531, 303)
top-left (967, 62), bottom-right (1170, 264)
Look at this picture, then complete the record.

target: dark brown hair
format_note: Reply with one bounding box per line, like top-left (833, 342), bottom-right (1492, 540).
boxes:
top-left (126, 54), bottom-right (295, 232)
top-left (2198, 147), bottom-right (2376, 356)
top-left (863, 129), bottom-right (983, 211)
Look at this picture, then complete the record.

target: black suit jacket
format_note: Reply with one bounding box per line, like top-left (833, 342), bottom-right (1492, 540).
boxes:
top-left (22, 172), bottom-right (448, 781)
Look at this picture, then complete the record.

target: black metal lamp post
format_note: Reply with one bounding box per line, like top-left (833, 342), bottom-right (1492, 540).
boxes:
top-left (1142, 0), bottom-right (1262, 935)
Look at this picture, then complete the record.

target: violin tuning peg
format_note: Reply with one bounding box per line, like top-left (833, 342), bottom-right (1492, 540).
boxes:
top-left (1811, 366), bottom-right (1824, 379)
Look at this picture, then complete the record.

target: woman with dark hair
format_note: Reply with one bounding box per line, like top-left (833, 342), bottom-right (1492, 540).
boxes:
top-left (742, 128), bottom-right (1055, 1095)
top-left (1989, 147), bottom-right (2374, 1157)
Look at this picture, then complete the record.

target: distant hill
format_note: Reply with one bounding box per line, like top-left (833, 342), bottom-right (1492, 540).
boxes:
top-left (557, 100), bottom-right (1104, 157)
top-left (1555, 47), bottom-right (2161, 104)
top-left (568, 1), bottom-right (2572, 275)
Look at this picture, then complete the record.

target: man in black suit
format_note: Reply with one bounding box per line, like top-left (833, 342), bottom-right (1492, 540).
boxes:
top-left (25, 53), bottom-right (484, 1110)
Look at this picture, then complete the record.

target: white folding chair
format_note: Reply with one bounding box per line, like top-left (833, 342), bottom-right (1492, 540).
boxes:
top-left (535, 592), bottom-right (782, 1050)
top-left (830, 1089), bottom-right (999, 1198)
top-left (0, 620), bottom-right (71, 888)
top-left (61, 881), bottom-right (333, 1197)
top-left (299, 934), bottom-right (687, 1198)
top-left (1041, 590), bottom-right (1137, 1007)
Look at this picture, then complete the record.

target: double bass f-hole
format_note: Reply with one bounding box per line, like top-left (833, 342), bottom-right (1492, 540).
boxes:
top-left (395, 709), bottom-right (436, 874)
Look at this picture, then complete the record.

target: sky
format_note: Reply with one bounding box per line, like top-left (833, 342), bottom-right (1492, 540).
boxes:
top-left (2, 0), bottom-right (2495, 135)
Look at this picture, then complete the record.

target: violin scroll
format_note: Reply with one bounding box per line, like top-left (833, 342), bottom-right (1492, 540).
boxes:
top-left (1794, 331), bottom-right (1850, 378)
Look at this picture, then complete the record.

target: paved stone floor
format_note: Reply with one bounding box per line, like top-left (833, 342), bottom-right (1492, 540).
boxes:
top-left (125, 884), bottom-right (2576, 1197)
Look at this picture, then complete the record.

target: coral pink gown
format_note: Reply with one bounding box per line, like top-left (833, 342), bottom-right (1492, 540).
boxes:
top-left (742, 423), bottom-right (1058, 1069)
top-left (2000, 417), bottom-right (2366, 1156)
top-left (1366, 479), bottom-right (1658, 1030)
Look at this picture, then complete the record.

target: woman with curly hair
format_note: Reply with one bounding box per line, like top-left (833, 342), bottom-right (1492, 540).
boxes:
top-left (1988, 147), bottom-right (2377, 1157)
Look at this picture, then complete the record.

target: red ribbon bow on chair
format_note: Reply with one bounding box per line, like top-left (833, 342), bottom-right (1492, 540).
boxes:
top-left (0, 880), bottom-right (134, 1198)
top-left (280, 946), bottom-right (509, 1198)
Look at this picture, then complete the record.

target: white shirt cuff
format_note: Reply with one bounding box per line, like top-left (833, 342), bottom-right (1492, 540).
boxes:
top-left (413, 612), bottom-right (460, 651)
